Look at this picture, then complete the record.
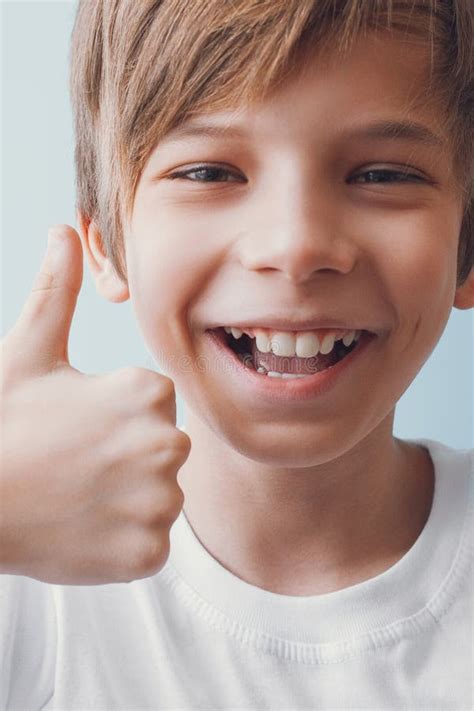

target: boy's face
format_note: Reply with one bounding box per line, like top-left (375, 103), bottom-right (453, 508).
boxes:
top-left (84, 31), bottom-right (473, 463)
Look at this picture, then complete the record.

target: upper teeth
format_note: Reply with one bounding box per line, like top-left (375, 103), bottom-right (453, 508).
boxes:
top-left (224, 327), bottom-right (360, 357)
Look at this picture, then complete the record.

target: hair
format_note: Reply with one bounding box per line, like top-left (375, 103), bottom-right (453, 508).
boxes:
top-left (69, 0), bottom-right (473, 288)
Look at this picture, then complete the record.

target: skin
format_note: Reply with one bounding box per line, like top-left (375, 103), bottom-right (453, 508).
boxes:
top-left (79, 31), bottom-right (474, 595)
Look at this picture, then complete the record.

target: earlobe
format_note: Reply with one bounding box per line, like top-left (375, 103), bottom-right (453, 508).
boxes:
top-left (453, 267), bottom-right (474, 310)
top-left (76, 211), bottom-right (130, 303)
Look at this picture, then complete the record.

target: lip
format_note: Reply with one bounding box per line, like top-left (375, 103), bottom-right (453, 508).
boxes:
top-left (205, 328), bottom-right (378, 404)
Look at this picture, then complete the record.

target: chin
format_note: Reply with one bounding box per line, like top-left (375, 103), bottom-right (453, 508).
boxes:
top-left (213, 417), bottom-right (354, 469)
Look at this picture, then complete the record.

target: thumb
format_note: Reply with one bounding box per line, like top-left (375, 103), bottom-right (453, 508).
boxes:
top-left (13, 225), bottom-right (84, 368)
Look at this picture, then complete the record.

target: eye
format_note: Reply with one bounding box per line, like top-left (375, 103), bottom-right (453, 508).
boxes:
top-left (166, 163), bottom-right (428, 186)
top-left (167, 164), bottom-right (242, 183)
top-left (349, 167), bottom-right (426, 185)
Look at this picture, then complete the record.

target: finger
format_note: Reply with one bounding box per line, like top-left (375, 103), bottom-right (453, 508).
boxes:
top-left (12, 225), bottom-right (84, 368)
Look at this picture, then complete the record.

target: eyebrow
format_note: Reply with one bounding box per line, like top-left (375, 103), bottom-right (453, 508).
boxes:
top-left (161, 118), bottom-right (446, 148)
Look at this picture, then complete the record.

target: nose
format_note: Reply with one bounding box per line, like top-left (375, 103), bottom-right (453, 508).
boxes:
top-left (236, 186), bottom-right (358, 285)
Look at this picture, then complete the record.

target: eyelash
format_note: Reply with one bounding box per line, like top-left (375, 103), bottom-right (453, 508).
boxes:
top-left (167, 164), bottom-right (426, 185)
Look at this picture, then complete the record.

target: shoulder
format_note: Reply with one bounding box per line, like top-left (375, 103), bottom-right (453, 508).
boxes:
top-left (414, 437), bottom-right (473, 482)
top-left (421, 438), bottom-right (473, 519)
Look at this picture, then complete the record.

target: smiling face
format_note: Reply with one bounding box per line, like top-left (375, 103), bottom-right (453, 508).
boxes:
top-left (83, 30), bottom-right (472, 465)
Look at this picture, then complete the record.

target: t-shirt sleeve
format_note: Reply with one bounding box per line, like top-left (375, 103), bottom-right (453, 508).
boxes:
top-left (0, 574), bottom-right (56, 709)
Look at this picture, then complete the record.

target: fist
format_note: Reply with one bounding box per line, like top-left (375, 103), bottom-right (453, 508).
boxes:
top-left (0, 226), bottom-right (191, 584)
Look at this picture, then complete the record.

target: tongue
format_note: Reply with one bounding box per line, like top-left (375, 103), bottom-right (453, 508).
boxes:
top-left (250, 339), bottom-right (340, 374)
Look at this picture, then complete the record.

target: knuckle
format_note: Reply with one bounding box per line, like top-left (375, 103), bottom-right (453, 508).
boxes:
top-left (117, 368), bottom-right (175, 405)
top-left (134, 532), bottom-right (170, 576)
top-left (147, 376), bottom-right (175, 405)
top-left (141, 485), bottom-right (184, 525)
top-left (163, 429), bottom-right (191, 457)
top-left (152, 442), bottom-right (184, 471)
top-left (167, 485), bottom-right (185, 518)
top-left (175, 431), bottom-right (192, 457)
top-left (30, 269), bottom-right (56, 293)
top-left (115, 366), bottom-right (151, 386)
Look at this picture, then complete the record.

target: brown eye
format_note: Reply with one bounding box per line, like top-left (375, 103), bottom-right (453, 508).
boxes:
top-left (350, 169), bottom-right (425, 184)
top-left (168, 165), bottom-right (242, 183)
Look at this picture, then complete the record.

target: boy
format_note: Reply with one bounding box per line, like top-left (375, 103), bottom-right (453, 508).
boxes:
top-left (1, 0), bottom-right (473, 708)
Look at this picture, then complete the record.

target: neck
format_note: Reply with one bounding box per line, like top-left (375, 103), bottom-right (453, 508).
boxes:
top-left (177, 412), bottom-right (434, 595)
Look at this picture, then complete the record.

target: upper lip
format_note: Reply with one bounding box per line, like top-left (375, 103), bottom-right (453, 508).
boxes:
top-left (207, 317), bottom-right (380, 335)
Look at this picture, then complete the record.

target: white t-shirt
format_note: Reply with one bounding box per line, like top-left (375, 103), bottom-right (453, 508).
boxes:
top-left (1, 438), bottom-right (472, 710)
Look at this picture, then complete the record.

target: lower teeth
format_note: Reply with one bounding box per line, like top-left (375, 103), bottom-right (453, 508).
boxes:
top-left (259, 367), bottom-right (306, 379)
top-left (239, 354), bottom-right (314, 378)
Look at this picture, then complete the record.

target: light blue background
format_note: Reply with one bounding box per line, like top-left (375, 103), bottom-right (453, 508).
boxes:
top-left (2, 0), bottom-right (473, 447)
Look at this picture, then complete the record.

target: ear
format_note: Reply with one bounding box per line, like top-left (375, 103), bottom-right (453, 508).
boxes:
top-left (76, 211), bottom-right (129, 303)
top-left (453, 266), bottom-right (474, 310)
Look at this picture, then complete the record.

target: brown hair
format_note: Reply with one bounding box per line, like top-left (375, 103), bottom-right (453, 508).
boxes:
top-left (69, 0), bottom-right (473, 287)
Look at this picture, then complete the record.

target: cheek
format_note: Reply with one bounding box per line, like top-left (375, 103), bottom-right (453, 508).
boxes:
top-left (124, 209), bottom-right (229, 357)
top-left (371, 209), bottom-right (458, 313)
top-left (126, 214), bottom-right (192, 305)
top-left (127, 202), bottom-right (236, 305)
top-left (370, 210), bottom-right (460, 376)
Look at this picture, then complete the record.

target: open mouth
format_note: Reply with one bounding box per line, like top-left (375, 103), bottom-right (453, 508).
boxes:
top-left (210, 327), bottom-right (365, 378)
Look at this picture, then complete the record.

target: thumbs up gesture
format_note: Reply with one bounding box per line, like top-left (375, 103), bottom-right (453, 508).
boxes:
top-left (0, 226), bottom-right (191, 585)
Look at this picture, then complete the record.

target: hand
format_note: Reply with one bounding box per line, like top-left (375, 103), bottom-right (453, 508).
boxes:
top-left (0, 225), bottom-right (191, 585)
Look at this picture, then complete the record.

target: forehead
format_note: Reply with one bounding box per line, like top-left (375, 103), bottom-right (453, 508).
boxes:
top-left (158, 31), bottom-right (448, 153)
top-left (256, 31), bottom-right (444, 130)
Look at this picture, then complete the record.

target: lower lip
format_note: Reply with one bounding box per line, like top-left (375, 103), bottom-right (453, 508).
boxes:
top-left (205, 329), bottom-right (377, 404)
